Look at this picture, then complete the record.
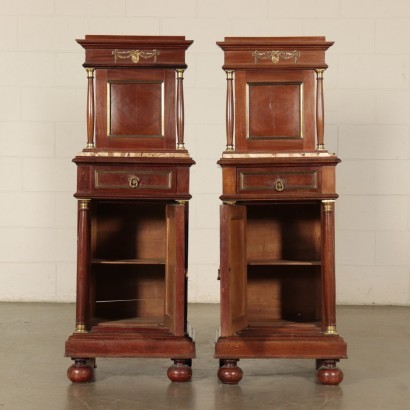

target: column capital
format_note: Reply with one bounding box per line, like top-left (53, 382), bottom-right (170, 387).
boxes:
top-left (176, 68), bottom-right (185, 79)
top-left (85, 67), bottom-right (95, 78)
top-left (78, 199), bottom-right (91, 210)
top-left (225, 70), bottom-right (235, 80)
top-left (322, 199), bottom-right (335, 213)
top-left (315, 68), bottom-right (325, 78)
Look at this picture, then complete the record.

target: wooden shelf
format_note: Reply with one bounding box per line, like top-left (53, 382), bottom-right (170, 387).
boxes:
top-left (92, 316), bottom-right (166, 328)
top-left (238, 321), bottom-right (322, 336)
top-left (248, 259), bottom-right (321, 266)
top-left (91, 258), bottom-right (165, 265)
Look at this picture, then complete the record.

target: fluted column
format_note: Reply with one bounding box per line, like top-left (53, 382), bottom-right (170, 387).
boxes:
top-left (315, 68), bottom-right (325, 151)
top-left (321, 200), bottom-right (338, 335)
top-left (75, 199), bottom-right (91, 333)
top-left (176, 68), bottom-right (185, 149)
top-left (85, 68), bottom-right (95, 149)
top-left (225, 70), bottom-right (235, 151)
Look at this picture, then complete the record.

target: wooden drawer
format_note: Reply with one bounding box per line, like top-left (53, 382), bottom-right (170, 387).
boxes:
top-left (94, 167), bottom-right (175, 193)
top-left (238, 167), bottom-right (320, 194)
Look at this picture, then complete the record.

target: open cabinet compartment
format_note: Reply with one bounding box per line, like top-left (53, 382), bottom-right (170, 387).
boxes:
top-left (220, 202), bottom-right (323, 337)
top-left (91, 264), bottom-right (165, 325)
top-left (246, 265), bottom-right (322, 327)
top-left (90, 202), bottom-right (166, 327)
top-left (65, 201), bottom-right (194, 359)
top-left (87, 201), bottom-right (185, 335)
top-left (217, 201), bottom-right (346, 367)
top-left (246, 203), bottom-right (322, 328)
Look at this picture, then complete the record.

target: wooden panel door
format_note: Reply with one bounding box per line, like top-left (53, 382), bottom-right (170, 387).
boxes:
top-left (220, 204), bottom-right (248, 336)
top-left (95, 68), bottom-right (176, 150)
top-left (164, 204), bottom-right (186, 335)
top-left (234, 70), bottom-right (315, 152)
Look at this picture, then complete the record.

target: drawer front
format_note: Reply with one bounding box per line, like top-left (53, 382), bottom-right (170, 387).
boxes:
top-left (238, 167), bottom-right (320, 194)
top-left (94, 168), bottom-right (174, 192)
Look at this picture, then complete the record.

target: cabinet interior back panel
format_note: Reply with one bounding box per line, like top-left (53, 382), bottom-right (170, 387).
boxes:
top-left (93, 265), bottom-right (165, 321)
top-left (92, 202), bottom-right (166, 261)
top-left (246, 204), bottom-right (321, 261)
top-left (247, 265), bottom-right (321, 324)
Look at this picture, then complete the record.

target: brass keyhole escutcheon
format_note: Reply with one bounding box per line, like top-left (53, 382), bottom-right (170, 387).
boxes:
top-left (274, 178), bottom-right (285, 192)
top-left (128, 175), bottom-right (140, 189)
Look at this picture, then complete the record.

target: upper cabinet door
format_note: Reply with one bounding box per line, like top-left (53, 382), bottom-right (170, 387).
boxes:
top-left (235, 70), bottom-right (315, 152)
top-left (220, 204), bottom-right (248, 336)
top-left (164, 204), bottom-right (186, 335)
top-left (95, 69), bottom-right (176, 150)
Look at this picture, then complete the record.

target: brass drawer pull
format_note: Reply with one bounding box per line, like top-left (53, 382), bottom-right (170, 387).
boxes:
top-left (128, 175), bottom-right (140, 189)
top-left (274, 178), bottom-right (285, 192)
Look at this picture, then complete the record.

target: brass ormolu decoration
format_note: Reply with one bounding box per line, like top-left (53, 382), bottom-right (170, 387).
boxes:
top-left (315, 68), bottom-right (325, 79)
top-left (74, 324), bottom-right (87, 333)
top-left (273, 177), bottom-right (286, 192)
top-left (322, 200), bottom-right (335, 213)
top-left (78, 199), bottom-right (90, 210)
top-left (85, 67), bottom-right (95, 78)
top-left (176, 68), bottom-right (185, 79)
top-left (128, 175), bottom-right (140, 189)
top-left (112, 49), bottom-right (160, 63)
top-left (252, 50), bottom-right (300, 64)
top-left (324, 325), bottom-right (338, 335)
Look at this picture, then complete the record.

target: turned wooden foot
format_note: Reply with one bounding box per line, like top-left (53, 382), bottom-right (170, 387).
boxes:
top-left (317, 360), bottom-right (343, 385)
top-left (67, 359), bottom-right (94, 383)
top-left (167, 359), bottom-right (192, 382)
top-left (217, 359), bottom-right (243, 384)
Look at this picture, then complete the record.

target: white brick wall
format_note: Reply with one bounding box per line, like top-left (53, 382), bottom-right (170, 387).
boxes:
top-left (0, 0), bottom-right (409, 305)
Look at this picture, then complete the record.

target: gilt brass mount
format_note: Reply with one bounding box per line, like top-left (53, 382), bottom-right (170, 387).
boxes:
top-left (112, 49), bottom-right (160, 64)
top-left (74, 324), bottom-right (88, 333)
top-left (322, 200), bottom-right (335, 213)
top-left (324, 325), bottom-right (338, 335)
top-left (273, 178), bottom-right (286, 192)
top-left (252, 50), bottom-right (300, 64)
top-left (128, 175), bottom-right (140, 189)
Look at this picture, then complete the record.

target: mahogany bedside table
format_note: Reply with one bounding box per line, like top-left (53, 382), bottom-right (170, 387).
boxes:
top-left (65, 35), bottom-right (195, 383)
top-left (214, 37), bottom-right (347, 385)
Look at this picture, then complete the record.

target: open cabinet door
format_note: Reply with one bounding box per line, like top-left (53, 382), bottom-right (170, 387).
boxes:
top-left (220, 204), bottom-right (248, 336)
top-left (164, 204), bottom-right (186, 336)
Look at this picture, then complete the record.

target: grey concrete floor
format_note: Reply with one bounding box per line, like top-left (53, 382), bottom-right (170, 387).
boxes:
top-left (0, 303), bottom-right (409, 409)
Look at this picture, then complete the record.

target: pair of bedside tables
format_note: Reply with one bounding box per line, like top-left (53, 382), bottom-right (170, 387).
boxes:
top-left (65, 35), bottom-right (347, 385)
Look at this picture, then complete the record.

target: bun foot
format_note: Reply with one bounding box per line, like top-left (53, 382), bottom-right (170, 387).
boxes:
top-left (67, 359), bottom-right (94, 383)
top-left (217, 359), bottom-right (243, 384)
top-left (167, 359), bottom-right (192, 382)
top-left (317, 360), bottom-right (343, 385)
